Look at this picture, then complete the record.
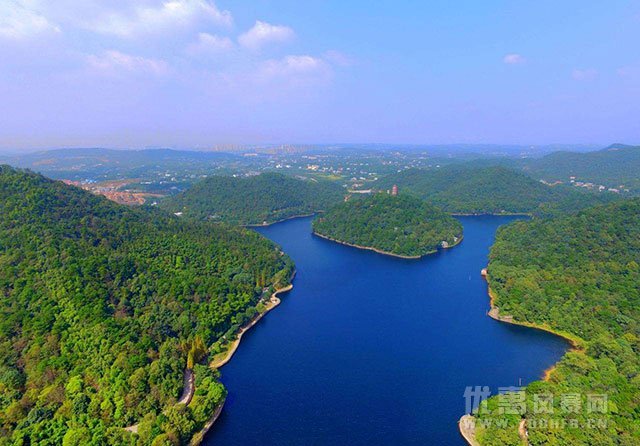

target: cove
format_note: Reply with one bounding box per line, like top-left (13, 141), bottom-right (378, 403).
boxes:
top-left (204, 216), bottom-right (569, 445)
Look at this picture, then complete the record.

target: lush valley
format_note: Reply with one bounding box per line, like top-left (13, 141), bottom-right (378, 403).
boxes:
top-left (475, 199), bottom-right (640, 445)
top-left (312, 193), bottom-right (463, 258)
top-left (0, 166), bottom-right (293, 445)
top-left (160, 173), bottom-right (345, 225)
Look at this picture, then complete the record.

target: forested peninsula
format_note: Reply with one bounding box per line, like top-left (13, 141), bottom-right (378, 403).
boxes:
top-left (160, 172), bottom-right (344, 225)
top-left (471, 198), bottom-right (640, 445)
top-left (0, 166), bottom-right (294, 445)
top-left (312, 193), bottom-right (463, 258)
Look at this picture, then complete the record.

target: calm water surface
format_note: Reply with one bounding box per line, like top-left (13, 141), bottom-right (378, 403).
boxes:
top-left (205, 216), bottom-right (568, 445)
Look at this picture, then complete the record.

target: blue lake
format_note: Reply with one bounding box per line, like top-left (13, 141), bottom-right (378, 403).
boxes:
top-left (205, 216), bottom-right (568, 445)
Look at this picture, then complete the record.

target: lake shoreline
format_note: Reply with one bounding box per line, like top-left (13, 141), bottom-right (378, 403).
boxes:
top-left (190, 398), bottom-right (226, 446)
top-left (458, 415), bottom-right (481, 446)
top-left (210, 274), bottom-right (296, 369)
top-left (244, 213), bottom-right (318, 227)
top-left (126, 275), bottom-right (295, 442)
top-left (312, 231), bottom-right (463, 259)
top-left (198, 275), bottom-right (295, 443)
top-left (458, 267), bottom-right (582, 446)
top-left (486, 284), bottom-right (582, 351)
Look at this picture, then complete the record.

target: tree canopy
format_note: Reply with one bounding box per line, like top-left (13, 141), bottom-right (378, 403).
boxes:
top-left (160, 172), bottom-right (345, 225)
top-left (0, 166), bottom-right (293, 445)
top-left (377, 165), bottom-right (615, 217)
top-left (519, 144), bottom-right (640, 191)
top-left (312, 193), bottom-right (463, 257)
top-left (476, 198), bottom-right (640, 445)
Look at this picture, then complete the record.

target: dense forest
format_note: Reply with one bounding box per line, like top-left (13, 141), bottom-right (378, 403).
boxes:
top-left (160, 173), bottom-right (345, 225)
top-left (376, 165), bottom-right (615, 216)
top-left (312, 193), bottom-right (463, 257)
top-left (0, 166), bottom-right (294, 445)
top-left (518, 144), bottom-right (640, 192)
top-left (476, 199), bottom-right (640, 445)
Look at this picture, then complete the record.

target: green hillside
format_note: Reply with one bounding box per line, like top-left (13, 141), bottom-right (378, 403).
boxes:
top-left (0, 166), bottom-right (293, 445)
top-left (160, 173), bottom-right (345, 225)
top-left (377, 165), bottom-right (613, 216)
top-left (520, 144), bottom-right (640, 192)
top-left (476, 199), bottom-right (640, 445)
top-left (312, 193), bottom-right (462, 258)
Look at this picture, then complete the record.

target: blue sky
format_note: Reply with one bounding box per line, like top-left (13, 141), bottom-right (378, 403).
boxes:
top-left (1, 0), bottom-right (639, 150)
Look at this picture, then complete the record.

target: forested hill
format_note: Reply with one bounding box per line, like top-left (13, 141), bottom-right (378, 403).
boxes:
top-left (312, 193), bottom-right (463, 258)
top-left (519, 144), bottom-right (640, 192)
top-left (376, 165), bottom-right (613, 216)
top-left (477, 198), bottom-right (640, 445)
top-left (0, 166), bottom-right (293, 445)
top-left (160, 172), bottom-right (345, 225)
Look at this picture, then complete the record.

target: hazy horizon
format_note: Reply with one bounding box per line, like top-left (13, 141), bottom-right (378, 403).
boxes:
top-left (0, 142), bottom-right (622, 156)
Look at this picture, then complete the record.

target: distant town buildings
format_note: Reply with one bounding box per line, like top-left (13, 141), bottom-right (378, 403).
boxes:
top-left (61, 179), bottom-right (160, 205)
top-left (542, 176), bottom-right (629, 194)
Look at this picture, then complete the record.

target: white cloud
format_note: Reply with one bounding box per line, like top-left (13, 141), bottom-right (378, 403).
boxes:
top-left (257, 55), bottom-right (331, 83)
top-left (86, 50), bottom-right (168, 76)
top-left (238, 21), bottom-right (294, 50)
top-left (0, 1), bottom-right (60, 40)
top-left (200, 54), bottom-right (335, 104)
top-left (187, 32), bottom-right (234, 55)
top-left (572, 68), bottom-right (598, 81)
top-left (503, 53), bottom-right (525, 65)
top-left (90, 0), bottom-right (232, 38)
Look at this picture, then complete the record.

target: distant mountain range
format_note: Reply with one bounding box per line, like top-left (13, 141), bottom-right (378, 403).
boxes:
top-left (0, 148), bottom-right (240, 180)
top-left (0, 142), bottom-right (604, 159)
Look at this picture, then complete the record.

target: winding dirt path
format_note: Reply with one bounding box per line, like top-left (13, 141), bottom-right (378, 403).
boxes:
top-left (125, 369), bottom-right (194, 434)
top-left (519, 419), bottom-right (530, 445)
top-left (178, 369), bottom-right (195, 405)
top-left (125, 276), bottom-right (295, 440)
